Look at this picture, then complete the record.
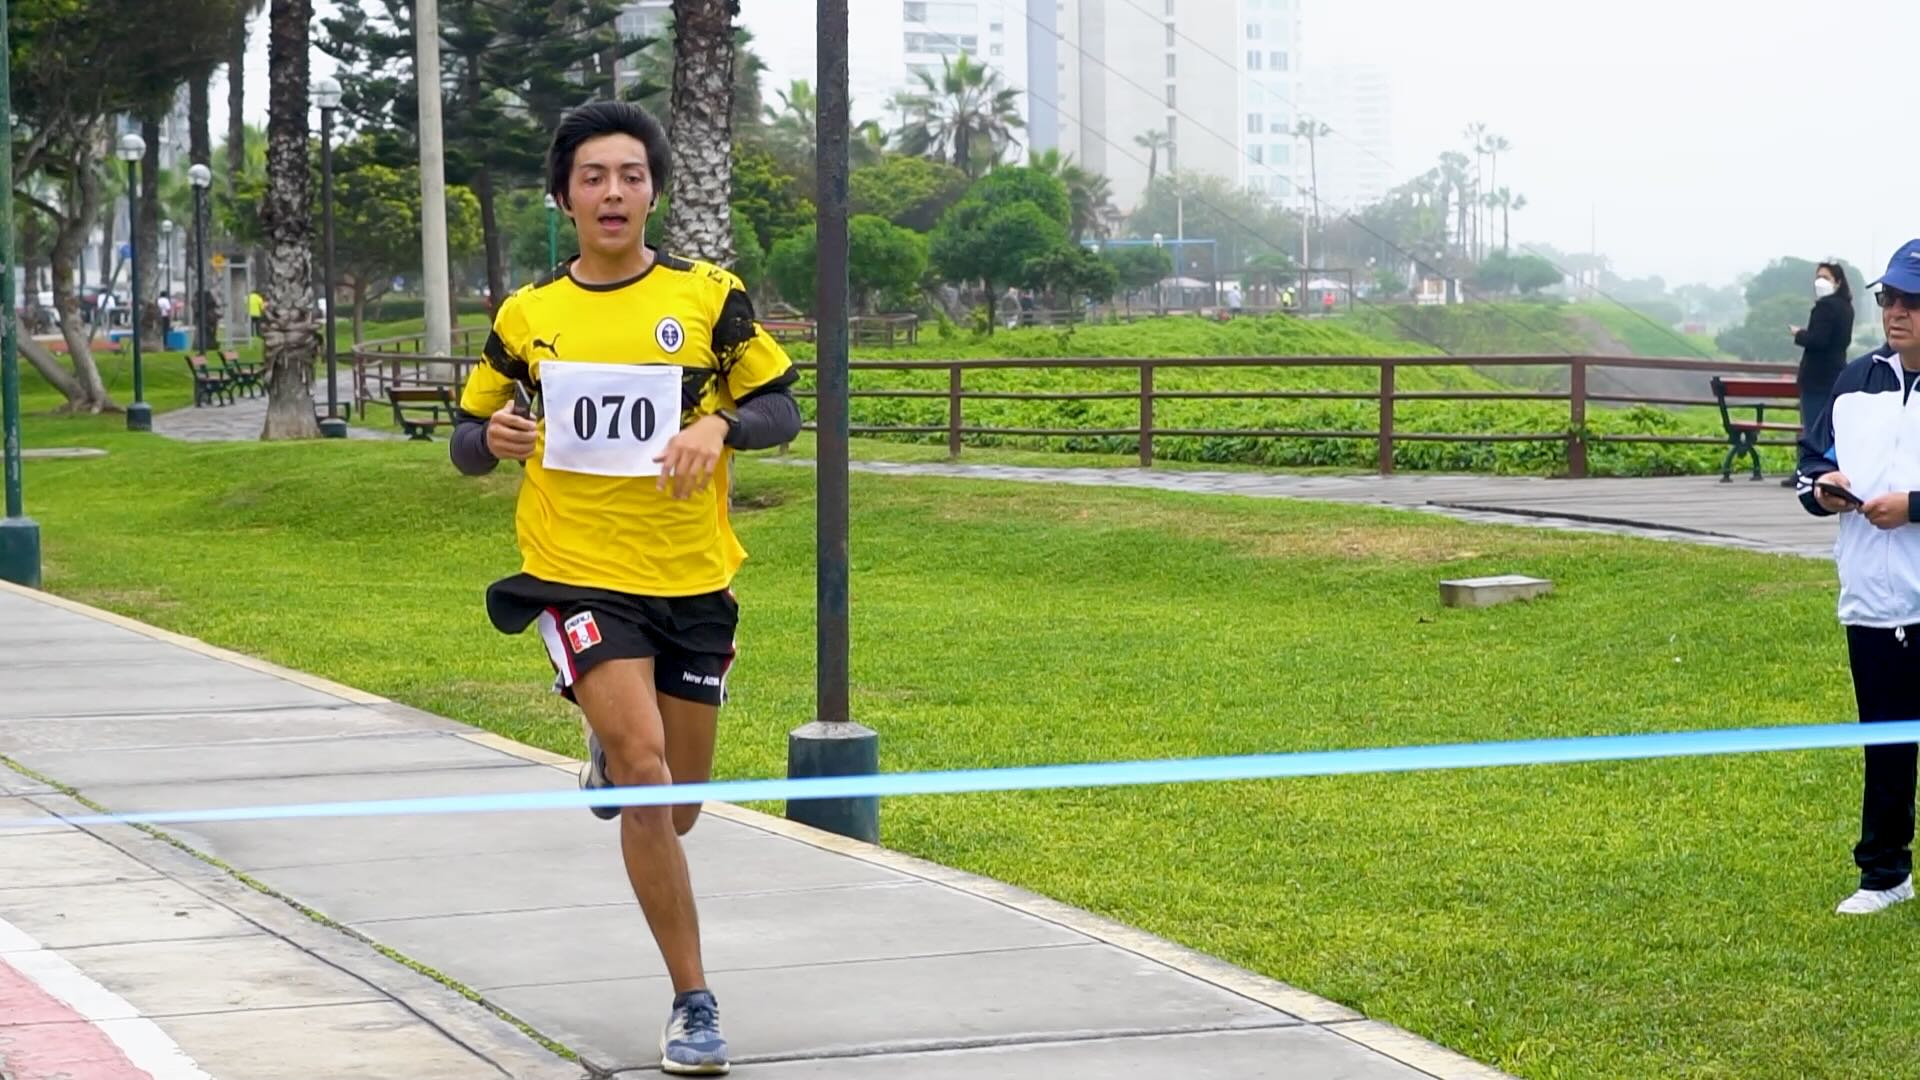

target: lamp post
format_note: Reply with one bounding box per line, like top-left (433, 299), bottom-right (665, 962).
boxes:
top-left (315, 76), bottom-right (346, 438)
top-left (2, 0), bottom-right (45, 587)
top-left (160, 219), bottom-right (174, 344)
top-left (188, 164), bottom-right (211, 352)
top-left (1152, 231), bottom-right (1164, 313)
top-left (544, 193), bottom-right (558, 268)
top-left (117, 131), bottom-right (149, 432)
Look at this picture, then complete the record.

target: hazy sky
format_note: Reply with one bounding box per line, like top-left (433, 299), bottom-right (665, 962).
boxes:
top-left (236, 0), bottom-right (1920, 291)
top-left (1305, 0), bottom-right (1920, 288)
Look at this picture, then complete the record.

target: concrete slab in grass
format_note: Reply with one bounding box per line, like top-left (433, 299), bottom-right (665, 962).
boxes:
top-left (487, 943), bottom-right (1298, 1070)
top-left (743, 1025), bottom-right (1432, 1078)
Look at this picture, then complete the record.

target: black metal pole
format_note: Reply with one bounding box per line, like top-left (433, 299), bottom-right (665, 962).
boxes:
top-left (1, 0), bottom-right (44, 588)
top-left (787, 0), bottom-right (878, 843)
top-left (125, 160), bottom-right (149, 432)
top-left (192, 186), bottom-right (206, 352)
top-left (318, 106), bottom-right (345, 438)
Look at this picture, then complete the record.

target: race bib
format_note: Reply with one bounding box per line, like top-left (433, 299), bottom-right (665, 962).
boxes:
top-left (538, 360), bottom-right (683, 477)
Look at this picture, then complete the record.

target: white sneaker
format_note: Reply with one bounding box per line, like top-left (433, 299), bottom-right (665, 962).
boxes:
top-left (1836, 876), bottom-right (1914, 915)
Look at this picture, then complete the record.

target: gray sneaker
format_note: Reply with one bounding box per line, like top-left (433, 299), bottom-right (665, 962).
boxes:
top-left (660, 989), bottom-right (730, 1075)
top-left (580, 732), bottom-right (620, 821)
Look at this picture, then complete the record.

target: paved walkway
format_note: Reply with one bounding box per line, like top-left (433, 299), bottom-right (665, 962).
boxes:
top-left (0, 581), bottom-right (1504, 1079)
top-left (154, 371), bottom-right (398, 442)
top-left (777, 459), bottom-right (1837, 560)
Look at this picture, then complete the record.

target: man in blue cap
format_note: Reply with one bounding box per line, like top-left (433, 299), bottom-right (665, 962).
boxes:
top-left (1796, 238), bottom-right (1920, 914)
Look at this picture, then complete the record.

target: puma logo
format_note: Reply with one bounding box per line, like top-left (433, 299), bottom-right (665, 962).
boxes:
top-left (530, 334), bottom-right (561, 356)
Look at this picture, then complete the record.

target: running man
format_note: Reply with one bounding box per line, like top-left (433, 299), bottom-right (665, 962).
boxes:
top-left (448, 100), bottom-right (802, 1074)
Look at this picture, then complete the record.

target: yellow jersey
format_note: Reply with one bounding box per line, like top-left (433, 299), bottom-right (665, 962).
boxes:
top-left (458, 252), bottom-right (797, 597)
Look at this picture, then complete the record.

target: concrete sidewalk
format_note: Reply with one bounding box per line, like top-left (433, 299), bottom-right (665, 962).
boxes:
top-left (0, 581), bottom-right (1507, 1079)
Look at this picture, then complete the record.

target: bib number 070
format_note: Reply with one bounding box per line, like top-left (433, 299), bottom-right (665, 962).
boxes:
top-left (570, 394), bottom-right (659, 444)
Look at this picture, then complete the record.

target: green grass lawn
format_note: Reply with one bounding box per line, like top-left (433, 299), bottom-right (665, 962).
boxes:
top-left (6, 424), bottom-right (1912, 1079)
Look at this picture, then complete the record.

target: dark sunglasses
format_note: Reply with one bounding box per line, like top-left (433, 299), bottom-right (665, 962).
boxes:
top-left (1876, 289), bottom-right (1920, 312)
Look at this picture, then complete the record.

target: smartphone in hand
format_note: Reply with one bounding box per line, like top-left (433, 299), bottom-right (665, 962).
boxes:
top-left (1817, 480), bottom-right (1864, 508)
top-left (510, 383), bottom-right (534, 419)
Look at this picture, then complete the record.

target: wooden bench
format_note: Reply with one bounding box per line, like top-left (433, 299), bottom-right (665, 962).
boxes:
top-left (217, 351), bottom-right (263, 398)
top-left (184, 355), bottom-right (234, 407)
top-left (1711, 376), bottom-right (1801, 482)
top-left (388, 386), bottom-right (458, 441)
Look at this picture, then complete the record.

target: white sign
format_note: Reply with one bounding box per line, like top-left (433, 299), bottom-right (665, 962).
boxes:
top-left (538, 360), bottom-right (683, 478)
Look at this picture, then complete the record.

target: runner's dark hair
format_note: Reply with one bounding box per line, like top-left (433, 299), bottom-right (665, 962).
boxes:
top-left (546, 101), bottom-right (671, 207)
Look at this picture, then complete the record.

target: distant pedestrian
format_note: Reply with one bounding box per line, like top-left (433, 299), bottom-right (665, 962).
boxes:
top-left (1787, 261), bottom-right (1857, 485)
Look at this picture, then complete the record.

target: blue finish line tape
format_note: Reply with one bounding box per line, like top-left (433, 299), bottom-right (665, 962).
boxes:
top-left (8, 720), bottom-right (1920, 830)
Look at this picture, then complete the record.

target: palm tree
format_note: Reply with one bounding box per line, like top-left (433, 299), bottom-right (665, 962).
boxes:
top-left (762, 79), bottom-right (815, 170)
top-left (259, 0), bottom-right (320, 439)
top-left (891, 54), bottom-right (1023, 179)
top-left (1437, 151), bottom-right (1472, 258)
top-left (663, 0), bottom-right (740, 262)
top-left (1292, 118), bottom-right (1330, 231)
top-left (1029, 148), bottom-right (1114, 242)
top-left (1463, 122), bottom-right (1487, 258)
top-left (228, 0), bottom-right (266, 190)
top-left (1133, 128), bottom-right (1171, 186)
top-left (1486, 187), bottom-right (1527, 252)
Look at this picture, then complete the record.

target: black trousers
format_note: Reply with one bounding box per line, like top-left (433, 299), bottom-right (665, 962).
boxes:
top-left (1848, 623), bottom-right (1920, 890)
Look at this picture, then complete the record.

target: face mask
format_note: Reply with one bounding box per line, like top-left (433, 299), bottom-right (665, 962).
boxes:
top-left (1814, 278), bottom-right (1837, 299)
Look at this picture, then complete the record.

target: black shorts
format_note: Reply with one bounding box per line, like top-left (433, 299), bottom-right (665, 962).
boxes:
top-left (485, 573), bottom-right (739, 707)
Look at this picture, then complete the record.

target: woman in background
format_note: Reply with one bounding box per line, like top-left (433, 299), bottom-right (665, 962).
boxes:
top-left (1787, 261), bottom-right (1857, 484)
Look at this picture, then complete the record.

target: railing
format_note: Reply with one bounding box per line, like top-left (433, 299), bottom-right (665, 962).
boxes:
top-left (781, 354), bottom-right (1801, 479)
top-left (345, 333), bottom-right (1799, 479)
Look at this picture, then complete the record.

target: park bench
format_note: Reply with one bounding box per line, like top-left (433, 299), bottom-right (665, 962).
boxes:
top-left (217, 351), bottom-right (263, 398)
top-left (184, 355), bottom-right (234, 407)
top-left (1711, 375), bottom-right (1801, 482)
top-left (388, 385), bottom-right (459, 441)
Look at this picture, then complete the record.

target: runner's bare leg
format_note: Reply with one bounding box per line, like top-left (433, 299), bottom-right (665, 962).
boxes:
top-left (657, 693), bottom-right (719, 836)
top-left (572, 657), bottom-right (706, 994)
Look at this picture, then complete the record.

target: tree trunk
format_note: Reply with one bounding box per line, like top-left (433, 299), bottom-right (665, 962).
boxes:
top-left (18, 337), bottom-right (83, 405)
top-left (228, 11), bottom-right (250, 188)
top-left (45, 160), bottom-right (113, 412)
top-left (138, 118), bottom-right (164, 351)
top-left (259, 0), bottom-right (319, 440)
top-left (475, 166), bottom-right (506, 308)
top-left (664, 0), bottom-right (737, 263)
top-left (191, 72), bottom-right (213, 166)
top-left (97, 199), bottom-right (115, 290)
top-left (352, 283), bottom-right (367, 344)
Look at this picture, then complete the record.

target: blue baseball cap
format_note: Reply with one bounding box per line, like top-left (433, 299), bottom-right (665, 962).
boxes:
top-left (1870, 239), bottom-right (1920, 293)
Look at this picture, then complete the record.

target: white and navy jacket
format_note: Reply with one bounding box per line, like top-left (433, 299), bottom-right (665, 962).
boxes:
top-left (1797, 345), bottom-right (1920, 627)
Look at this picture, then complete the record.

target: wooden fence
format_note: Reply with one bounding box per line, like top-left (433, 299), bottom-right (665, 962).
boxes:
top-left (346, 331), bottom-right (1798, 479)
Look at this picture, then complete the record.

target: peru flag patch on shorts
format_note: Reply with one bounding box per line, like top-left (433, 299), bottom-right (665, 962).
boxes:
top-left (564, 611), bottom-right (603, 654)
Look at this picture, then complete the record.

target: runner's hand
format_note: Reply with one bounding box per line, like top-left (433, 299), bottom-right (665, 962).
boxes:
top-left (486, 405), bottom-right (538, 461)
top-left (656, 415), bottom-right (729, 499)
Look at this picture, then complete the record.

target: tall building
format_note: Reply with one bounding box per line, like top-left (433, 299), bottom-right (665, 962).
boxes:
top-left (1298, 63), bottom-right (1393, 214)
top-left (1049, 0), bottom-right (1306, 214)
top-left (732, 1), bottom-right (1390, 226)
